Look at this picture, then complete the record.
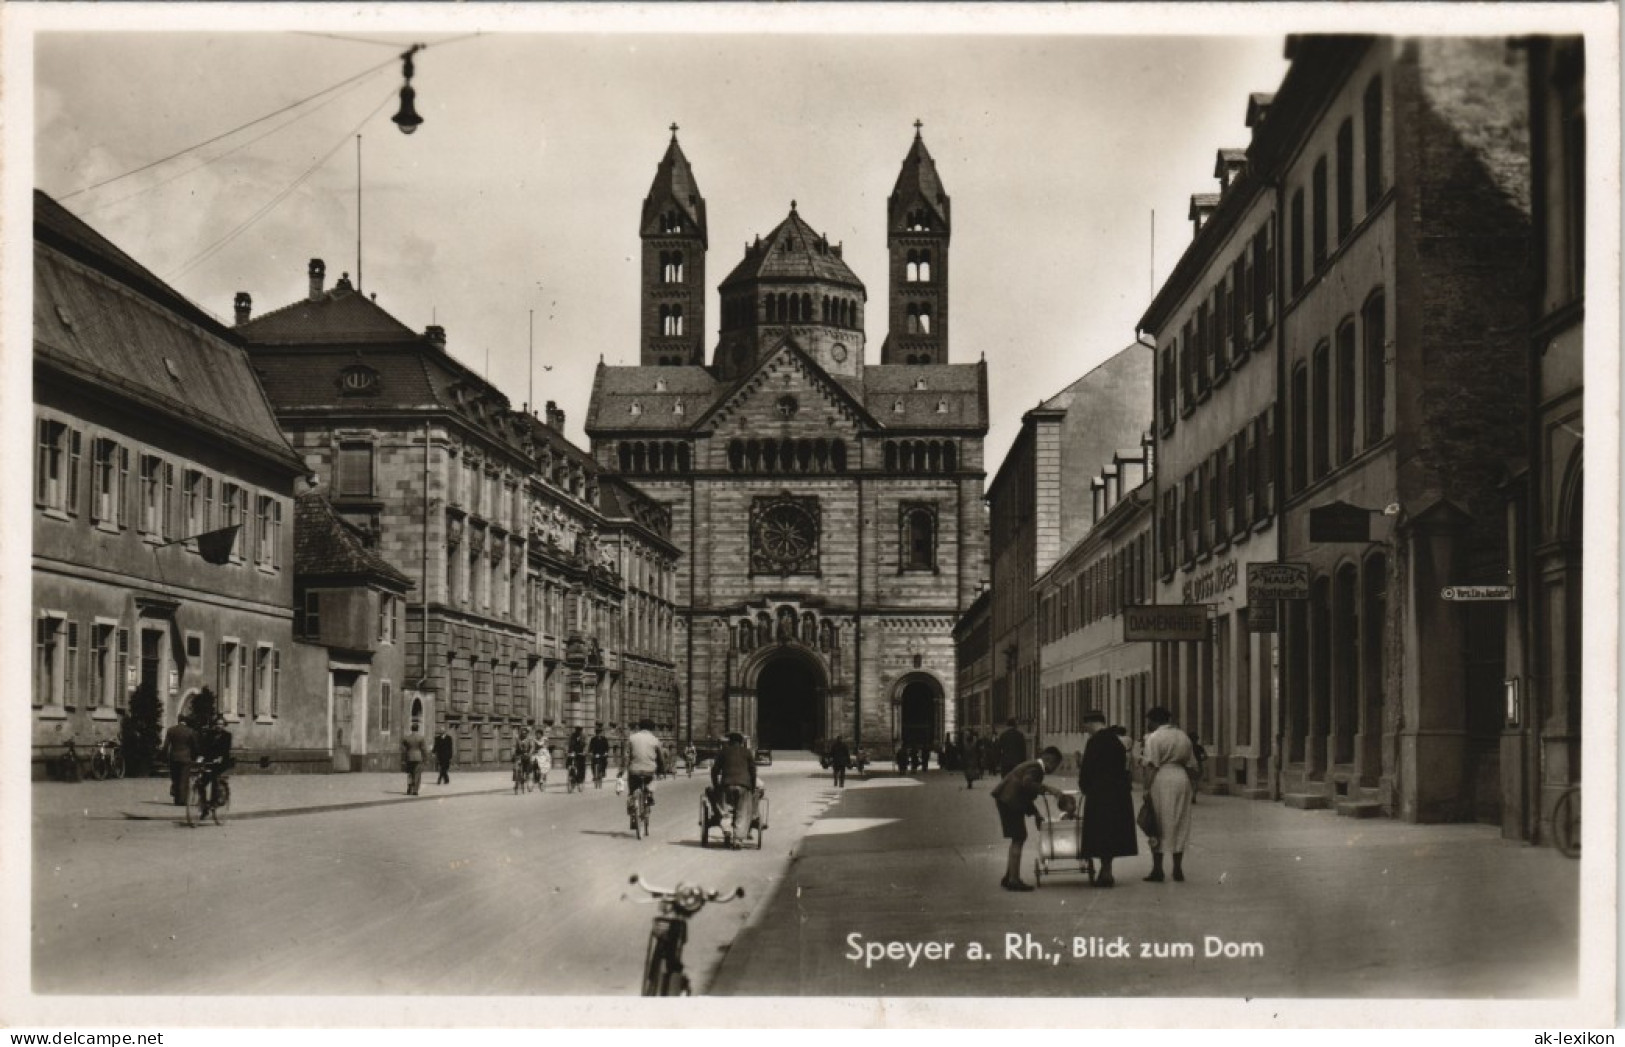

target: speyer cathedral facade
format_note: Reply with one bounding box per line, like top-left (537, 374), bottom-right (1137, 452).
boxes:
top-left (586, 126), bottom-right (988, 753)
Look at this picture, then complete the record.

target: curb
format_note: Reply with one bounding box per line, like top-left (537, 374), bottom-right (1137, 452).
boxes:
top-left (117, 785), bottom-right (514, 823)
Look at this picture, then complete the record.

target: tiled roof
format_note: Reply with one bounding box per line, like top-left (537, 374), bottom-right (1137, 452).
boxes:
top-left (237, 278), bottom-right (419, 345)
top-left (294, 490), bottom-right (414, 589)
top-left (33, 198), bottom-right (302, 472)
top-left (718, 209), bottom-right (864, 289)
top-left (860, 362), bottom-right (986, 430)
top-left (585, 364), bottom-right (722, 432)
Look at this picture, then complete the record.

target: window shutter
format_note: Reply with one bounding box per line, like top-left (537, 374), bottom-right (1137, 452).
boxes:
top-left (272, 648), bottom-right (281, 716)
top-left (67, 429), bottom-right (83, 516)
top-left (115, 628), bottom-right (130, 706)
top-left (117, 446), bottom-right (130, 528)
top-left (64, 621), bottom-right (79, 706)
top-left (35, 420), bottom-right (50, 506)
top-left (239, 655), bottom-right (248, 718)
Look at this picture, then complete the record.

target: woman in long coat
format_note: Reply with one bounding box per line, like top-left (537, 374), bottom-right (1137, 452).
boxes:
top-left (1140, 706), bottom-right (1198, 882)
top-left (1077, 713), bottom-right (1137, 887)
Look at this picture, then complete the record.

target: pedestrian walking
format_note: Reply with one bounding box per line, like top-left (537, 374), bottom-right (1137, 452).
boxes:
top-left (710, 732), bottom-right (758, 849)
top-left (827, 736), bottom-right (851, 787)
top-left (961, 732), bottom-right (982, 789)
top-left (1139, 706), bottom-right (1198, 882)
top-left (401, 721), bottom-right (428, 796)
top-left (996, 718), bottom-right (1027, 775)
top-left (160, 716), bottom-right (197, 806)
top-left (991, 745), bottom-right (1068, 892)
top-left (433, 728), bottom-right (453, 785)
top-left (1077, 711), bottom-right (1137, 888)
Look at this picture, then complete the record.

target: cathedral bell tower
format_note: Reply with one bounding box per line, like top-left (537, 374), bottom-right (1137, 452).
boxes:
top-left (885, 121), bottom-right (950, 365)
top-left (640, 125), bottom-right (708, 366)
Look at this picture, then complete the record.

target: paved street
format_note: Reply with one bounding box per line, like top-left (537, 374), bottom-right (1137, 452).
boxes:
top-left (32, 757), bottom-right (1581, 1000)
top-left (711, 768), bottom-right (1581, 998)
top-left (31, 760), bottom-right (835, 995)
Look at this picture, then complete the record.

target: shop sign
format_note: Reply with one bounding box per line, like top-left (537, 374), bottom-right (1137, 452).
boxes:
top-left (1248, 562), bottom-right (1310, 602)
top-left (1247, 602), bottom-right (1279, 633)
top-left (1441, 585), bottom-right (1515, 601)
top-left (1123, 604), bottom-right (1211, 642)
top-left (1182, 559), bottom-right (1239, 605)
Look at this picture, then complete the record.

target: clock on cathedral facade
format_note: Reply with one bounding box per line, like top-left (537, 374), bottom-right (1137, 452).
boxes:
top-left (586, 124), bottom-right (988, 755)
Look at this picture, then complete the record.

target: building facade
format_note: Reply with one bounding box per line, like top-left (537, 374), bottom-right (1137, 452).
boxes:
top-left (32, 192), bottom-right (309, 774)
top-left (1141, 113), bottom-right (1283, 801)
top-left (1035, 459), bottom-right (1156, 774)
top-left (984, 347), bottom-right (1154, 757)
top-left (1503, 35), bottom-right (1585, 846)
top-left (238, 265), bottom-right (678, 765)
top-left (952, 587), bottom-right (992, 745)
top-left (586, 127), bottom-right (989, 753)
top-left (1173, 36), bottom-right (1533, 823)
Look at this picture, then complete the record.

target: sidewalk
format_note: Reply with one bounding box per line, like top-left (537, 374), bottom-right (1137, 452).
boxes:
top-left (32, 768), bottom-right (516, 823)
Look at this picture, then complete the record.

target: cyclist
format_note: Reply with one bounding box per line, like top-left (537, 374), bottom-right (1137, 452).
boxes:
top-left (513, 727), bottom-right (536, 791)
top-left (197, 714), bottom-right (234, 809)
top-left (683, 742), bottom-right (698, 778)
top-left (623, 718), bottom-right (662, 830)
top-left (589, 724), bottom-right (611, 788)
top-left (567, 726), bottom-right (588, 791)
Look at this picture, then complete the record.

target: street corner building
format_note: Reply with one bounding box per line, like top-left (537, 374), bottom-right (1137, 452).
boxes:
top-left (1131, 34), bottom-right (1584, 840)
top-left (584, 126), bottom-right (989, 755)
top-left (31, 190), bottom-right (314, 775)
top-left (234, 263), bottom-right (682, 767)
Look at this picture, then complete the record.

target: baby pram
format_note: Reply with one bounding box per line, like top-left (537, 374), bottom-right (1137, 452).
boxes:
top-left (1033, 790), bottom-right (1095, 886)
top-left (700, 783), bottom-right (768, 849)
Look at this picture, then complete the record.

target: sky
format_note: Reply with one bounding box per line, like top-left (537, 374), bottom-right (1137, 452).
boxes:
top-left (28, 10), bottom-right (1293, 469)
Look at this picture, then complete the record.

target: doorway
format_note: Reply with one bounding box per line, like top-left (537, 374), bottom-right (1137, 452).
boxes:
top-left (899, 680), bottom-right (937, 749)
top-left (755, 654), bottom-right (823, 751)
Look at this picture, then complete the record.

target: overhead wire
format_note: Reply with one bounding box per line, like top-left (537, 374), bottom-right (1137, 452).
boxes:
top-left (77, 70), bottom-right (384, 218)
top-left (167, 87), bottom-right (397, 283)
top-left (58, 54), bottom-right (401, 201)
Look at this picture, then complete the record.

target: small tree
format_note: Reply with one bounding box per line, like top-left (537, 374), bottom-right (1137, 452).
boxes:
top-left (125, 681), bottom-right (164, 778)
top-left (187, 687), bottom-right (219, 729)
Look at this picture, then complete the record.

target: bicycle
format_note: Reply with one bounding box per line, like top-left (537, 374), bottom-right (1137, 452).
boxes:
top-left (184, 761), bottom-right (230, 827)
top-left (593, 755), bottom-right (608, 790)
top-left (90, 739), bottom-right (126, 781)
top-left (1552, 783), bottom-right (1580, 859)
top-left (566, 753), bottom-right (587, 793)
top-left (628, 874), bottom-right (742, 996)
top-left (627, 776), bottom-right (653, 839)
top-left (513, 756), bottom-right (533, 795)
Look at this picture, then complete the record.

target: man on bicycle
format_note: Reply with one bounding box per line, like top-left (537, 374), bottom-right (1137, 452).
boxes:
top-left (623, 718), bottom-right (662, 830)
top-left (198, 714), bottom-right (234, 808)
top-left (589, 723), bottom-right (611, 787)
top-left (567, 726), bottom-right (588, 790)
top-left (514, 727), bottom-right (537, 788)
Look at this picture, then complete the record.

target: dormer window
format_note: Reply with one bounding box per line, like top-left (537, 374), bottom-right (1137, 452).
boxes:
top-left (936, 399), bottom-right (949, 414)
top-left (630, 401), bottom-right (643, 416)
top-left (674, 399), bottom-right (686, 416)
top-left (338, 365), bottom-right (381, 396)
top-left (913, 377), bottom-right (928, 391)
top-left (655, 378), bottom-right (668, 392)
top-left (893, 400), bottom-right (905, 414)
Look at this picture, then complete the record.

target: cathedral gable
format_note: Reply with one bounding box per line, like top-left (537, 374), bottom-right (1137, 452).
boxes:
top-left (698, 340), bottom-right (876, 438)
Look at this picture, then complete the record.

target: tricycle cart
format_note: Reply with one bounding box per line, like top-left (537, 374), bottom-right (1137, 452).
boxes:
top-left (700, 784), bottom-right (768, 849)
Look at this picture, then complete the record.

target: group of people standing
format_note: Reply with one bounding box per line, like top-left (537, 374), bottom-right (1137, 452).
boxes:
top-left (990, 706), bottom-right (1199, 892)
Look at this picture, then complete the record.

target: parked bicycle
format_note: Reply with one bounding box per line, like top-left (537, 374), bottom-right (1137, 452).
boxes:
top-left (1552, 782), bottom-right (1580, 859)
top-left (90, 739), bottom-right (126, 781)
top-left (628, 874), bottom-right (742, 996)
top-left (184, 759), bottom-right (231, 827)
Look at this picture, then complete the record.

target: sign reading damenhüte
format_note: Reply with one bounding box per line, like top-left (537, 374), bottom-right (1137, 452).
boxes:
top-left (1123, 604), bottom-right (1211, 642)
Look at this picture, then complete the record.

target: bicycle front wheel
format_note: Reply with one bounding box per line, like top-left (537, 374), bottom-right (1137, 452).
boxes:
top-left (91, 752), bottom-right (111, 781)
top-left (1553, 787), bottom-right (1580, 859)
top-left (185, 776), bottom-right (204, 827)
top-left (111, 750), bottom-right (126, 779)
top-left (642, 934), bottom-right (684, 996)
top-left (211, 779), bottom-right (229, 825)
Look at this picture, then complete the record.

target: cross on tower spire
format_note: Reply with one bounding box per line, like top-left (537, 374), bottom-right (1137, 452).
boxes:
top-left (914, 119), bottom-right (923, 136)
top-left (670, 122), bottom-right (679, 140)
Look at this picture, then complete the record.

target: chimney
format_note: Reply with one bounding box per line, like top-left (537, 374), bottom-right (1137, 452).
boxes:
top-left (424, 325), bottom-right (446, 349)
top-left (308, 259), bottom-right (326, 301)
top-left (233, 292), bottom-right (252, 326)
top-left (545, 400), bottom-right (565, 430)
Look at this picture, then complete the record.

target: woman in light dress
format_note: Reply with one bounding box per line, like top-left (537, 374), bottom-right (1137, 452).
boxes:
top-left (1139, 706), bottom-right (1198, 883)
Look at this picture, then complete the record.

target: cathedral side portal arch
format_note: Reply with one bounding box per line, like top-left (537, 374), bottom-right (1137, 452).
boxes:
top-left (889, 671), bottom-right (945, 751)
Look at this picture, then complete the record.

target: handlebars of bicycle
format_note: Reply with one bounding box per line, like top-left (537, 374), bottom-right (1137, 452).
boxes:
top-left (629, 874), bottom-right (744, 907)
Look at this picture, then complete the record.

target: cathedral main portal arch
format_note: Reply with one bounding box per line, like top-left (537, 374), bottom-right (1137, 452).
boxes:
top-left (749, 647), bottom-right (827, 752)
